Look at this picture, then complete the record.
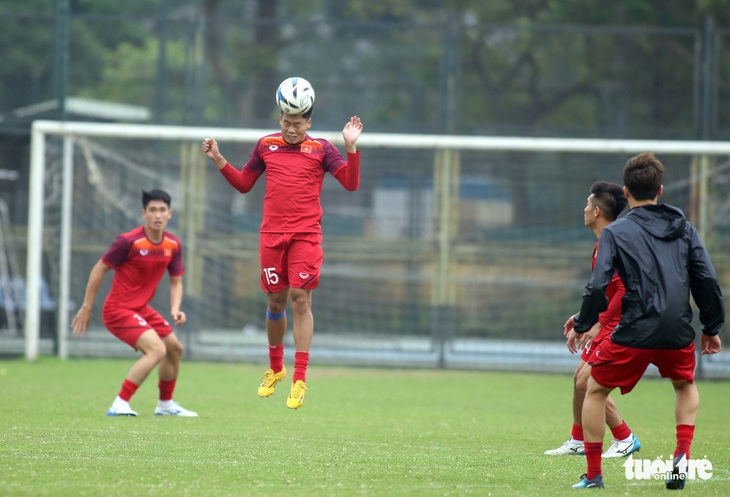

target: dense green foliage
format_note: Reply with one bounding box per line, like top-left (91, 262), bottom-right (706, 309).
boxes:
top-left (3, 1), bottom-right (730, 137)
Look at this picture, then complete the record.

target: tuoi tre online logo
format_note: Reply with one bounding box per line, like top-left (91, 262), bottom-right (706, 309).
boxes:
top-left (623, 454), bottom-right (713, 482)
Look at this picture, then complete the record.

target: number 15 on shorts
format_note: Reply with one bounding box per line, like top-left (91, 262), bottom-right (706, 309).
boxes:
top-left (263, 267), bottom-right (279, 285)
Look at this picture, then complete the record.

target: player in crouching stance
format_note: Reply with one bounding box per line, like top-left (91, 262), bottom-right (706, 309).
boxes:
top-left (72, 189), bottom-right (197, 417)
top-left (547, 181), bottom-right (640, 459)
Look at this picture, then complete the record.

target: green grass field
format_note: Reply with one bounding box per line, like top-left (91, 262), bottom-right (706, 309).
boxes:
top-left (0, 357), bottom-right (728, 496)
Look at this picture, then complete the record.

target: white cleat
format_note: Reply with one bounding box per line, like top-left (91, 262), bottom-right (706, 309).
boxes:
top-left (106, 404), bottom-right (138, 417)
top-left (544, 439), bottom-right (585, 456)
top-left (602, 435), bottom-right (641, 458)
top-left (154, 401), bottom-right (198, 417)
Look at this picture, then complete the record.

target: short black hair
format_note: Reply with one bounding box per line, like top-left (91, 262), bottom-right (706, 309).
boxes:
top-left (623, 152), bottom-right (664, 201)
top-left (142, 189), bottom-right (171, 208)
top-left (280, 106), bottom-right (313, 120)
top-left (589, 181), bottom-right (627, 221)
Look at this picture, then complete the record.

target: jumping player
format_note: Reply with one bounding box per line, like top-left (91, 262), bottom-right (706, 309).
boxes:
top-left (202, 87), bottom-right (363, 409)
top-left (547, 181), bottom-right (640, 458)
top-left (71, 189), bottom-right (197, 417)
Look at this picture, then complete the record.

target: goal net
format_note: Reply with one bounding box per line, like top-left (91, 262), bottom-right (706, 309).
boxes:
top-left (21, 120), bottom-right (730, 377)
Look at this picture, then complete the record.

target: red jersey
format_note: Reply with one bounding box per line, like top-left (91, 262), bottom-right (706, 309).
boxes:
top-left (592, 241), bottom-right (625, 340)
top-left (243, 133), bottom-right (347, 233)
top-left (101, 226), bottom-right (185, 310)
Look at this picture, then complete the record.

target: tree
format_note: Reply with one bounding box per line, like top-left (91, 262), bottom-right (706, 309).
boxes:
top-left (202, 0), bottom-right (281, 125)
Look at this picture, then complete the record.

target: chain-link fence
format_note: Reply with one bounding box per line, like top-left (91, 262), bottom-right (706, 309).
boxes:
top-left (1, 12), bottom-right (729, 377)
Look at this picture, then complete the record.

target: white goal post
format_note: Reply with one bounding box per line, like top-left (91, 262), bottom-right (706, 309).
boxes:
top-left (24, 119), bottom-right (730, 362)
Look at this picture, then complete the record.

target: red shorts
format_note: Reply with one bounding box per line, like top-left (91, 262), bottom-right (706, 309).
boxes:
top-left (589, 339), bottom-right (696, 394)
top-left (259, 232), bottom-right (323, 293)
top-left (102, 304), bottom-right (172, 348)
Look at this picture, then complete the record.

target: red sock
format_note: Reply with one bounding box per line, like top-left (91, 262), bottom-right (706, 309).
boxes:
top-left (159, 379), bottom-right (176, 401)
top-left (610, 421), bottom-right (632, 441)
top-left (584, 442), bottom-right (603, 480)
top-left (571, 423), bottom-right (584, 442)
top-left (293, 351), bottom-right (309, 383)
top-left (675, 424), bottom-right (695, 459)
top-left (118, 379), bottom-right (139, 402)
top-left (268, 344), bottom-right (284, 373)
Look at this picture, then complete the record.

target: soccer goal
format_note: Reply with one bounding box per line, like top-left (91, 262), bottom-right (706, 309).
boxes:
top-left (22, 120), bottom-right (730, 377)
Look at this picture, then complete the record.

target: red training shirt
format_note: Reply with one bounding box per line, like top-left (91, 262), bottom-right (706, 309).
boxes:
top-left (592, 240), bottom-right (625, 340)
top-left (101, 226), bottom-right (185, 310)
top-left (220, 133), bottom-right (359, 234)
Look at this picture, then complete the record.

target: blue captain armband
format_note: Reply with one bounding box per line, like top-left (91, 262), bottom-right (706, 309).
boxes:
top-left (266, 310), bottom-right (286, 321)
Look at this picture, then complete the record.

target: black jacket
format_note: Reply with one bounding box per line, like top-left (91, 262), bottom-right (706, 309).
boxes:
top-left (574, 203), bottom-right (724, 349)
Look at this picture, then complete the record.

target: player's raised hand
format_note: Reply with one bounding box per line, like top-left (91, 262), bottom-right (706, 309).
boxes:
top-left (342, 116), bottom-right (363, 146)
top-left (202, 137), bottom-right (229, 169)
top-left (201, 137), bottom-right (219, 159)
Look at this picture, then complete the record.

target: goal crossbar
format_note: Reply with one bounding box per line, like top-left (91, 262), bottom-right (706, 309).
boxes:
top-left (31, 119), bottom-right (730, 153)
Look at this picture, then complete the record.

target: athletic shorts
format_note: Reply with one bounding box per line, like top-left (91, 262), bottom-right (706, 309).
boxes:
top-left (102, 304), bottom-right (172, 349)
top-left (259, 232), bottom-right (323, 293)
top-left (589, 339), bottom-right (696, 394)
